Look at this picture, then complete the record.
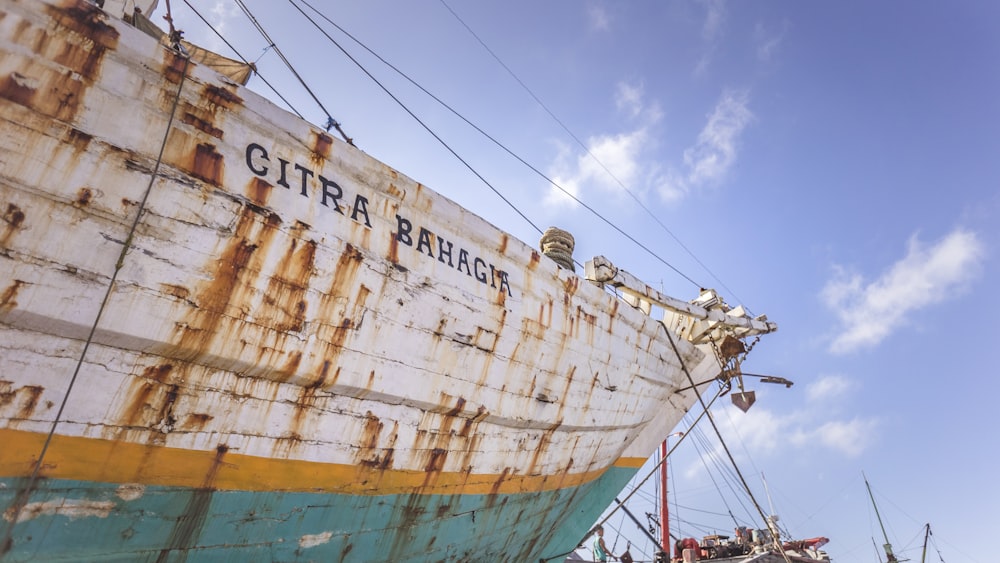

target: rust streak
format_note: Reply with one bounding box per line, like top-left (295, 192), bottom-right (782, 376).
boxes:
top-left (356, 411), bottom-right (396, 470)
top-left (1, 280), bottom-right (26, 310)
top-left (312, 131), bottom-right (334, 159)
top-left (181, 112), bottom-right (223, 138)
top-left (145, 364), bottom-right (174, 383)
top-left (388, 231), bottom-right (400, 265)
top-left (123, 382), bottom-right (156, 426)
top-left (445, 397), bottom-right (467, 417)
top-left (1, 203), bottom-right (26, 247)
top-left (192, 143), bottom-right (224, 185)
top-left (330, 243), bottom-right (365, 298)
top-left (163, 51), bottom-right (188, 84)
top-left (528, 250), bottom-right (541, 270)
top-left (157, 445), bottom-right (229, 561)
top-left (179, 413), bottom-right (214, 431)
top-left (160, 284), bottom-right (190, 301)
top-left (0, 382), bottom-right (43, 419)
top-left (74, 187), bottom-right (93, 207)
top-left (203, 84), bottom-right (242, 108)
top-left (246, 177), bottom-right (272, 207)
top-left (0, 380), bottom-right (15, 409)
top-left (262, 237), bottom-right (317, 336)
top-left (0, 72), bottom-right (37, 107)
top-left (46, 3), bottom-right (120, 78)
top-left (174, 207), bottom-right (273, 360)
top-left (67, 128), bottom-right (93, 149)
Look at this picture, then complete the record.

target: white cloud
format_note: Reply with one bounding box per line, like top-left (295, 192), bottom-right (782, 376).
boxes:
top-left (823, 229), bottom-right (985, 354)
top-left (681, 396), bottom-right (880, 479)
top-left (587, 5), bottom-right (610, 31)
top-left (544, 83), bottom-right (661, 208)
top-left (544, 88), bottom-right (752, 209)
top-left (791, 417), bottom-right (879, 458)
top-left (805, 374), bottom-right (855, 402)
top-left (693, 0), bottom-right (725, 76)
top-left (754, 21), bottom-right (789, 62)
top-left (615, 83), bottom-right (645, 119)
top-left (700, 0), bottom-right (726, 41)
top-left (545, 129), bottom-right (649, 208)
top-left (683, 90), bottom-right (753, 186)
top-left (651, 169), bottom-right (687, 205)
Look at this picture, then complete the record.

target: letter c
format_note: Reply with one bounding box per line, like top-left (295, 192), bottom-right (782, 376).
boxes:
top-left (246, 143), bottom-right (269, 176)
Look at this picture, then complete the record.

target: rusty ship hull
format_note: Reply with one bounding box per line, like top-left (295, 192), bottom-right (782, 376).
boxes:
top-left (0, 1), bottom-right (776, 561)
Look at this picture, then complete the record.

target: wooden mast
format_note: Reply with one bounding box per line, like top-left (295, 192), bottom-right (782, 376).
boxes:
top-left (864, 474), bottom-right (898, 562)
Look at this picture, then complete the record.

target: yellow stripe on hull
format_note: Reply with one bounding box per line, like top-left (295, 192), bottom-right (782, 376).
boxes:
top-left (0, 428), bottom-right (641, 496)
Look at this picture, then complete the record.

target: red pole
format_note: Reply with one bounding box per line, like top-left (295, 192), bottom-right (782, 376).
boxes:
top-left (660, 439), bottom-right (670, 558)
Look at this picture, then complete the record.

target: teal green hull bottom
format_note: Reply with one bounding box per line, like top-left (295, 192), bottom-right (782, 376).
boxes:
top-left (0, 466), bottom-right (636, 562)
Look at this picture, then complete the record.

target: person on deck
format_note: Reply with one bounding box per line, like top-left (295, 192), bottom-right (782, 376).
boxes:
top-left (593, 525), bottom-right (617, 562)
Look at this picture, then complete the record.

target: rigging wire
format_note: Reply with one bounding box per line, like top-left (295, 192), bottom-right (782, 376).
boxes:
top-left (584, 385), bottom-right (726, 543)
top-left (0, 50), bottom-right (193, 552)
top-left (438, 0), bottom-right (744, 301)
top-left (178, 0), bottom-right (305, 120)
top-left (669, 446), bottom-right (685, 542)
top-left (660, 326), bottom-right (793, 563)
top-left (285, 0), bottom-right (544, 239)
top-left (232, 0), bottom-right (354, 145)
top-left (681, 408), bottom-right (757, 524)
top-left (294, 0), bottom-right (702, 288)
top-left (174, 2), bottom-right (777, 559)
top-left (687, 422), bottom-right (755, 528)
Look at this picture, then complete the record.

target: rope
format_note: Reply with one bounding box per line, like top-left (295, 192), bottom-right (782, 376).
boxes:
top-left (233, 0), bottom-right (353, 145)
top-left (179, 0), bottom-right (305, 121)
top-left (537, 387), bottom-right (724, 563)
top-left (659, 324), bottom-right (793, 563)
top-left (292, 0), bottom-right (705, 286)
top-left (438, 0), bottom-right (726, 296)
top-left (286, 0), bottom-right (544, 238)
top-left (0, 51), bottom-right (192, 550)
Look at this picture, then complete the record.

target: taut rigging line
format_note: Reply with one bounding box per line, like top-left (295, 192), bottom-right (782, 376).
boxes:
top-left (290, 0), bottom-right (705, 289)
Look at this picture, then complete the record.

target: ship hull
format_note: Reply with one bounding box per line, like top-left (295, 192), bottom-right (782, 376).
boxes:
top-left (0, 0), bottom-right (763, 560)
top-left (0, 467), bottom-right (637, 562)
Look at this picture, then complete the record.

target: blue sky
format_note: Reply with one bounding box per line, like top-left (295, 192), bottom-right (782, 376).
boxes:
top-left (161, 1), bottom-right (999, 560)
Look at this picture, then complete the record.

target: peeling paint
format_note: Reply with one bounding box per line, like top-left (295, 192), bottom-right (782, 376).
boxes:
top-left (299, 530), bottom-right (333, 549)
top-left (115, 484), bottom-right (145, 501)
top-left (4, 499), bottom-right (115, 523)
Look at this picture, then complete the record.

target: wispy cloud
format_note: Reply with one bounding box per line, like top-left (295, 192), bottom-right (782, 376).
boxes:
top-left (545, 130), bottom-right (650, 207)
top-left (656, 90), bottom-right (754, 201)
top-left (683, 90), bottom-right (753, 186)
top-left (587, 4), bottom-right (610, 31)
top-left (544, 82), bottom-right (660, 207)
top-left (754, 20), bottom-right (789, 62)
top-left (693, 0), bottom-right (726, 76)
top-left (683, 399), bottom-right (878, 480)
top-left (700, 0), bottom-right (726, 41)
top-left (823, 229), bottom-right (985, 354)
top-left (545, 88), bottom-right (752, 209)
top-left (791, 417), bottom-right (879, 457)
top-left (615, 82), bottom-right (646, 119)
top-left (805, 374), bottom-right (855, 402)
